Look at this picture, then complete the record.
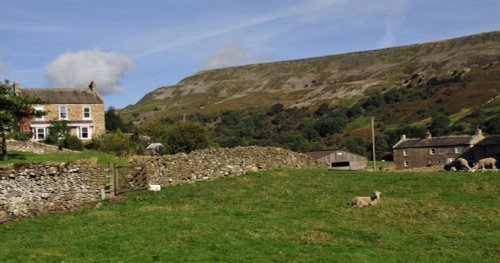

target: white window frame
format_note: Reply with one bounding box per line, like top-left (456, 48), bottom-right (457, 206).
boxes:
top-left (34, 106), bottom-right (44, 121)
top-left (33, 127), bottom-right (46, 140)
top-left (83, 106), bottom-right (91, 120)
top-left (79, 126), bottom-right (92, 139)
top-left (59, 106), bottom-right (68, 120)
top-left (454, 147), bottom-right (461, 154)
top-left (404, 161), bottom-right (410, 167)
top-left (402, 149), bottom-right (408, 156)
top-left (430, 148), bottom-right (436, 155)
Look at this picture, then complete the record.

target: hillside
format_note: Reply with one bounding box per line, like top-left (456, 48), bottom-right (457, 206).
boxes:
top-left (121, 31), bottom-right (500, 126)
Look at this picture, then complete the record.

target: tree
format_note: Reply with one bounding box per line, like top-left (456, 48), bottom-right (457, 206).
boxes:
top-left (154, 122), bottom-right (212, 154)
top-left (0, 80), bottom-right (43, 160)
top-left (429, 114), bottom-right (451, 137)
top-left (45, 120), bottom-right (70, 150)
top-left (105, 107), bottom-right (133, 132)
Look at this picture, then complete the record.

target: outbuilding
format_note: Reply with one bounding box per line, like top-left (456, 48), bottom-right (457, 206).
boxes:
top-left (306, 149), bottom-right (368, 170)
top-left (146, 143), bottom-right (164, 156)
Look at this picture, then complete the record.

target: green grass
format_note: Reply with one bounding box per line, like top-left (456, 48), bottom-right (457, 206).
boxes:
top-left (0, 150), bottom-right (126, 167)
top-left (0, 169), bottom-right (499, 262)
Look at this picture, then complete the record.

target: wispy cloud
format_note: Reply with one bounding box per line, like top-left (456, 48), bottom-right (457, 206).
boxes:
top-left (45, 49), bottom-right (133, 95)
top-left (198, 43), bottom-right (276, 70)
top-left (0, 24), bottom-right (71, 34)
top-left (377, 0), bottom-right (410, 48)
top-left (133, 0), bottom-right (344, 58)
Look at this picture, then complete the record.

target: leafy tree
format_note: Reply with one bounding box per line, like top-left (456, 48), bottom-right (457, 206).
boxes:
top-left (314, 103), bottom-right (330, 116)
top-left (267, 103), bottom-right (284, 116)
top-left (485, 116), bottom-right (500, 134)
top-left (429, 114), bottom-right (451, 136)
top-left (105, 107), bottom-right (133, 132)
top-left (383, 88), bottom-right (403, 104)
top-left (346, 105), bottom-right (363, 119)
top-left (100, 130), bottom-right (132, 157)
top-left (342, 137), bottom-right (367, 157)
top-left (362, 92), bottom-right (383, 109)
top-left (160, 122), bottom-right (212, 154)
top-left (220, 109), bottom-right (242, 125)
top-left (45, 120), bottom-right (70, 150)
top-left (0, 80), bottom-right (44, 160)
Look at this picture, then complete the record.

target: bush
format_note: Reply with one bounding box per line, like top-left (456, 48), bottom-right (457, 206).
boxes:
top-left (65, 135), bottom-right (83, 151)
top-left (7, 131), bottom-right (33, 141)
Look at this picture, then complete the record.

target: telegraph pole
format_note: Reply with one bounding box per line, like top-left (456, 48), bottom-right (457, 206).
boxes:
top-left (371, 117), bottom-right (377, 171)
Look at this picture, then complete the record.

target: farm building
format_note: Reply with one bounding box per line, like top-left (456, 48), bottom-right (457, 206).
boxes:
top-left (306, 149), bottom-right (367, 170)
top-left (392, 129), bottom-right (487, 170)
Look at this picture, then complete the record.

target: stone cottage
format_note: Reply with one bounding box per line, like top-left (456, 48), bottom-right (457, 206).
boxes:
top-left (14, 81), bottom-right (105, 141)
top-left (392, 129), bottom-right (485, 170)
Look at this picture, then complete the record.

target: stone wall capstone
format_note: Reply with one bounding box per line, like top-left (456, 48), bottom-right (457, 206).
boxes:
top-left (128, 146), bottom-right (318, 186)
top-left (0, 159), bottom-right (105, 223)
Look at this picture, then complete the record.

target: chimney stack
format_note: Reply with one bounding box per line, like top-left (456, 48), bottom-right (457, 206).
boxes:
top-left (89, 80), bottom-right (96, 92)
top-left (425, 130), bottom-right (432, 139)
top-left (13, 80), bottom-right (20, 94)
top-left (400, 134), bottom-right (407, 141)
top-left (474, 128), bottom-right (484, 138)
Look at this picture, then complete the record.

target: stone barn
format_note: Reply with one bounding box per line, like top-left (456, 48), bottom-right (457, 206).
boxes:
top-left (306, 149), bottom-right (368, 170)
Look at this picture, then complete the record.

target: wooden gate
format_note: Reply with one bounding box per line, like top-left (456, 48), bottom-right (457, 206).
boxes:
top-left (105, 163), bottom-right (148, 196)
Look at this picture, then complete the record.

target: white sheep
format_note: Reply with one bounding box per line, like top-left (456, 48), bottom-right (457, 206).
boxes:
top-left (471, 157), bottom-right (498, 172)
top-left (348, 191), bottom-right (382, 207)
top-left (148, 184), bottom-right (161, 192)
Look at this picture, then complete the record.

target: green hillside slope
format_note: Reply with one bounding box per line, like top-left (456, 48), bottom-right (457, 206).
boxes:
top-left (121, 31), bottom-right (500, 126)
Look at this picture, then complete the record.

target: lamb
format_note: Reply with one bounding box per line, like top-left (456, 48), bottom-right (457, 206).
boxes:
top-left (348, 191), bottom-right (382, 207)
top-left (471, 157), bottom-right (498, 172)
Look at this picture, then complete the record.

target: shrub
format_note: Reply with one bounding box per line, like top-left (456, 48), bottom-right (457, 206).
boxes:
top-left (7, 131), bottom-right (33, 141)
top-left (65, 135), bottom-right (83, 151)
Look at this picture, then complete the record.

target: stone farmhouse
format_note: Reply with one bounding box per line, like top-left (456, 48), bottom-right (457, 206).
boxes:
top-left (14, 81), bottom-right (105, 141)
top-left (392, 129), bottom-right (499, 170)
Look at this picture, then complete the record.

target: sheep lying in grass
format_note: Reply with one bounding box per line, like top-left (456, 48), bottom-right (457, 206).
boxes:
top-left (471, 157), bottom-right (498, 172)
top-left (348, 191), bottom-right (382, 207)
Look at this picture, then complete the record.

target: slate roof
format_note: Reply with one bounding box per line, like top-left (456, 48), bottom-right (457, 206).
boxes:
top-left (18, 88), bottom-right (103, 104)
top-left (393, 135), bottom-right (475, 149)
top-left (476, 135), bottom-right (500, 146)
top-left (306, 150), bottom-right (338, 160)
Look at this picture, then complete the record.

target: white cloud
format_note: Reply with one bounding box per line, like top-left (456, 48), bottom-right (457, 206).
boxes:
top-left (199, 43), bottom-right (276, 70)
top-left (45, 49), bottom-right (133, 95)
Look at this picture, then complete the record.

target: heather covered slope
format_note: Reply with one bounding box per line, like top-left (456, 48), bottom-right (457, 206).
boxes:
top-left (121, 31), bottom-right (500, 126)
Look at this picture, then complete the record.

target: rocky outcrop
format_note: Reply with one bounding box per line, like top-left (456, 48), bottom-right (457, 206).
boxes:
top-left (129, 146), bottom-right (318, 186)
top-left (0, 159), bottom-right (104, 223)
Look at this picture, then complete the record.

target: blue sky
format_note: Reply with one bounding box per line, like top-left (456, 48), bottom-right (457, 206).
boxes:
top-left (1, 0), bottom-right (499, 108)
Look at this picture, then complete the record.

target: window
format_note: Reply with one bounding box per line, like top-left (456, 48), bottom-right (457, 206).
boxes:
top-left (403, 150), bottom-right (408, 156)
top-left (79, 126), bottom-right (92, 139)
top-left (59, 106), bottom-right (68, 120)
top-left (35, 128), bottom-right (45, 140)
top-left (430, 148), bottom-right (436, 155)
top-left (83, 106), bottom-right (91, 119)
top-left (454, 147), bottom-right (461, 154)
top-left (404, 161), bottom-right (410, 167)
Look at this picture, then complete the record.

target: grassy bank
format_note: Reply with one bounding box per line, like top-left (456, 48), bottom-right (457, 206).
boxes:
top-left (0, 169), bottom-right (498, 262)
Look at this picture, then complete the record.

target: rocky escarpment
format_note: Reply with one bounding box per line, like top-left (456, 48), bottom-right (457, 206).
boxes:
top-left (0, 159), bottom-right (104, 223)
top-left (128, 146), bottom-right (318, 186)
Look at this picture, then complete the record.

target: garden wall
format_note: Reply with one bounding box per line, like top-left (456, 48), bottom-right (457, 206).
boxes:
top-left (0, 159), bottom-right (105, 223)
top-left (128, 146), bottom-right (318, 186)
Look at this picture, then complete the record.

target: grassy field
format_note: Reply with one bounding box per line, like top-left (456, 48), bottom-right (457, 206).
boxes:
top-left (0, 150), bottom-right (126, 167)
top-left (0, 169), bottom-right (498, 262)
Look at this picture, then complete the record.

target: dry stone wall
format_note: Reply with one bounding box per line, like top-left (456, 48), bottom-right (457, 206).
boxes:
top-left (0, 159), bottom-right (104, 223)
top-left (129, 146), bottom-right (318, 186)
